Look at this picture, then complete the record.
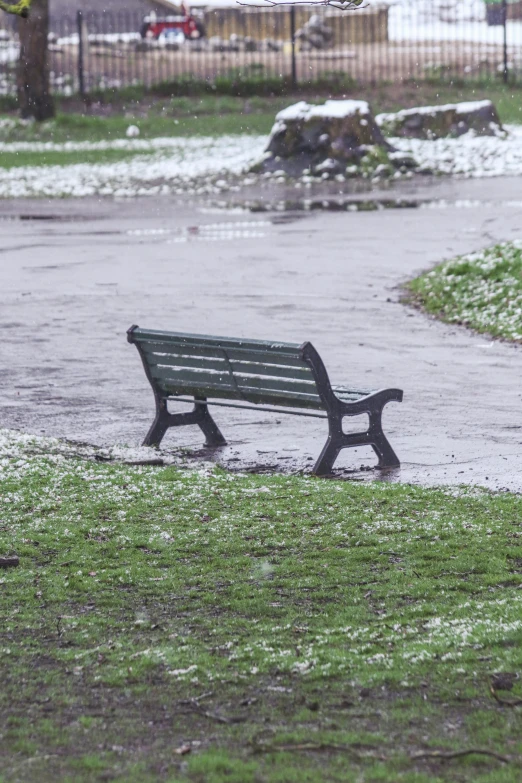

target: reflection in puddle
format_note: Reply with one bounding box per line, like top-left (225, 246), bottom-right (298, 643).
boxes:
top-left (210, 197), bottom-right (522, 214)
top-left (246, 198), bottom-right (421, 213)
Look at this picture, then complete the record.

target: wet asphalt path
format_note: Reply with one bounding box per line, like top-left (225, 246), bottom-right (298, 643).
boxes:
top-left (1, 175), bottom-right (522, 490)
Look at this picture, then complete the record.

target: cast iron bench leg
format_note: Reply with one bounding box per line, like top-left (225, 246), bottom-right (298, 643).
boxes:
top-left (194, 397), bottom-right (227, 447)
top-left (143, 397), bottom-right (226, 449)
top-left (313, 435), bottom-right (342, 477)
top-left (314, 425), bottom-right (373, 476)
top-left (368, 408), bottom-right (400, 469)
top-left (313, 396), bottom-right (400, 476)
top-left (143, 398), bottom-right (171, 448)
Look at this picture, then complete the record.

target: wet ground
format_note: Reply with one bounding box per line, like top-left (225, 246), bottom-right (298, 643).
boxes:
top-left (2, 174), bottom-right (522, 490)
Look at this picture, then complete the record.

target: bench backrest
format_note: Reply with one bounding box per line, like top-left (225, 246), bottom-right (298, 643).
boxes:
top-left (128, 327), bottom-right (327, 410)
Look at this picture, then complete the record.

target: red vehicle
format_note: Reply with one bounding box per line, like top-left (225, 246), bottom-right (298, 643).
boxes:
top-left (141, 11), bottom-right (205, 40)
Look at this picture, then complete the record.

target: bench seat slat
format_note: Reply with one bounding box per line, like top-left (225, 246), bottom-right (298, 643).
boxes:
top-left (145, 353), bottom-right (314, 381)
top-left (234, 374), bottom-right (317, 397)
top-left (161, 385), bottom-right (373, 409)
top-left (149, 357), bottom-right (373, 405)
top-left (151, 365), bottom-right (235, 391)
top-left (224, 348), bottom-right (306, 367)
top-left (151, 364), bottom-right (319, 400)
top-left (150, 364), bottom-right (372, 403)
top-left (240, 388), bottom-right (322, 407)
top-left (133, 328), bottom-right (302, 354)
top-left (139, 342), bottom-right (306, 369)
top-left (230, 361), bottom-right (313, 381)
top-left (165, 384), bottom-right (243, 401)
top-left (148, 353), bottom-right (227, 373)
top-left (225, 388), bottom-right (323, 409)
top-left (165, 386), bottom-right (324, 410)
top-left (158, 384), bottom-right (370, 406)
top-left (140, 341), bottom-right (228, 360)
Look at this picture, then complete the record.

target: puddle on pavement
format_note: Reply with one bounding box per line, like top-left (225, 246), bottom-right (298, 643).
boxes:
top-left (127, 220), bottom-right (271, 243)
top-left (0, 213), bottom-right (95, 222)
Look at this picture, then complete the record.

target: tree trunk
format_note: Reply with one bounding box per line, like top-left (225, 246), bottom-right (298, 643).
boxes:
top-left (17, 0), bottom-right (54, 121)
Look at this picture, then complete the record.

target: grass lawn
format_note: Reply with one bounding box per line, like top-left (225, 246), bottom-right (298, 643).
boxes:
top-left (406, 241), bottom-right (522, 343)
top-left (2, 430), bottom-right (522, 782)
top-left (0, 81), bottom-right (519, 156)
top-left (0, 105), bottom-right (272, 144)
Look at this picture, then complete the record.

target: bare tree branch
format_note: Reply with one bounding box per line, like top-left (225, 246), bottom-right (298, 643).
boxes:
top-left (411, 748), bottom-right (510, 764)
top-left (237, 0), bottom-right (367, 10)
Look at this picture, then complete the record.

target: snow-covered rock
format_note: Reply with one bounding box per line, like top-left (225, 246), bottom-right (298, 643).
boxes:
top-left (376, 100), bottom-right (504, 140)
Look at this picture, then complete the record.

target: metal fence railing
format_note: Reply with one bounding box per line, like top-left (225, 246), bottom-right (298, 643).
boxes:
top-left (0, 1), bottom-right (521, 96)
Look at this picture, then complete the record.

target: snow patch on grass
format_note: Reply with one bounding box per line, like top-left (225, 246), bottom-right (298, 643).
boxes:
top-left (408, 240), bottom-right (522, 341)
top-left (0, 427), bottom-right (213, 471)
top-left (0, 135), bottom-right (266, 198)
top-left (0, 126), bottom-right (521, 197)
top-left (391, 124), bottom-right (522, 177)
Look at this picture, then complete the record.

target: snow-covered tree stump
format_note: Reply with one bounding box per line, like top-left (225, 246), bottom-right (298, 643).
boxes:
top-left (376, 100), bottom-right (505, 140)
top-left (255, 99), bottom-right (412, 178)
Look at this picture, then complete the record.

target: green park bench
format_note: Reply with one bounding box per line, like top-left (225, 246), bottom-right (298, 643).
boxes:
top-left (128, 325), bottom-right (403, 476)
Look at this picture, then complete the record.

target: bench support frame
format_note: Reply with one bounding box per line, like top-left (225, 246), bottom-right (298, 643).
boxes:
top-left (300, 343), bottom-right (402, 476)
top-left (128, 326), bottom-right (226, 449)
top-left (144, 395), bottom-right (227, 448)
